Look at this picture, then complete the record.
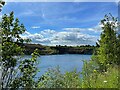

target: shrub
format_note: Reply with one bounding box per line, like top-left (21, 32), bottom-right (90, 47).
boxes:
top-left (37, 66), bottom-right (81, 88)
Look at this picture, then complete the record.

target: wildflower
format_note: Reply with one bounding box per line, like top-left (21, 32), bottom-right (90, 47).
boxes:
top-left (104, 80), bottom-right (107, 83)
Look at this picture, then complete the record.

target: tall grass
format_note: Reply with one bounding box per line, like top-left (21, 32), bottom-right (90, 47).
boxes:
top-left (82, 61), bottom-right (119, 88)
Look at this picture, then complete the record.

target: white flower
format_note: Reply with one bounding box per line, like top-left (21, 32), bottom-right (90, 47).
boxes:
top-left (104, 80), bottom-right (107, 83)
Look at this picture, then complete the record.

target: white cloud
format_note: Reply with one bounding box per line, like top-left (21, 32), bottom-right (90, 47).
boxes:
top-left (36, 38), bottom-right (51, 43)
top-left (50, 31), bottom-right (98, 46)
top-left (40, 29), bottom-right (56, 35)
top-left (20, 31), bottom-right (43, 43)
top-left (31, 26), bottom-right (41, 29)
top-left (64, 28), bottom-right (82, 32)
top-left (21, 27), bottom-right (99, 46)
top-left (63, 25), bottom-right (102, 33)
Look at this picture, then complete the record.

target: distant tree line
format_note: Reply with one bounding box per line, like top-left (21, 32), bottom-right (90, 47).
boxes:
top-left (20, 43), bottom-right (96, 55)
top-left (50, 45), bottom-right (95, 54)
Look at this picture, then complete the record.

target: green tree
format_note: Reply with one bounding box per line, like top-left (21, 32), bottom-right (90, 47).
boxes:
top-left (116, 34), bottom-right (120, 65)
top-left (11, 49), bottom-right (39, 89)
top-left (0, 11), bottom-right (39, 89)
top-left (1, 11), bottom-right (25, 88)
top-left (96, 14), bottom-right (118, 71)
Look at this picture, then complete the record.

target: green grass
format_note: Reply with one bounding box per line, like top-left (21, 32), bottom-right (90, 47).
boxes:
top-left (82, 65), bottom-right (119, 88)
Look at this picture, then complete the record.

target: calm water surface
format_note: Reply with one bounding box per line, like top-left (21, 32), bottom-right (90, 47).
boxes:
top-left (24, 54), bottom-right (91, 76)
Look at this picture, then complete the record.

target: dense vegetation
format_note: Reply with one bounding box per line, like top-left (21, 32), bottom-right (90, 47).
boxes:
top-left (0, 10), bottom-right (119, 89)
top-left (21, 43), bottom-right (95, 55)
top-left (0, 11), bottom-right (39, 89)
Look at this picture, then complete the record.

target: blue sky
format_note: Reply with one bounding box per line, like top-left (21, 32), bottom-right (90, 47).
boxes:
top-left (1, 2), bottom-right (118, 46)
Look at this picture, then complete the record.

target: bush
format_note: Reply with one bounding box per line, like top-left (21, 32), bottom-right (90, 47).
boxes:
top-left (37, 66), bottom-right (81, 88)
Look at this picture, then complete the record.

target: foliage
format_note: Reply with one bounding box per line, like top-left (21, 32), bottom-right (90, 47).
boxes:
top-left (22, 44), bottom-right (95, 55)
top-left (1, 11), bottom-right (26, 88)
top-left (82, 60), bottom-right (119, 88)
top-left (37, 66), bottom-right (81, 88)
top-left (63, 69), bottom-right (81, 88)
top-left (81, 14), bottom-right (119, 88)
top-left (81, 60), bottom-right (98, 88)
top-left (0, 12), bottom-right (39, 89)
top-left (11, 49), bottom-right (39, 89)
top-left (37, 61), bottom-right (119, 88)
top-left (92, 14), bottom-right (119, 71)
top-left (51, 45), bottom-right (95, 55)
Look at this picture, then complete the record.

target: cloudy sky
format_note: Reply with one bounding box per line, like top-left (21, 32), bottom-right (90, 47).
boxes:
top-left (1, 2), bottom-right (118, 46)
